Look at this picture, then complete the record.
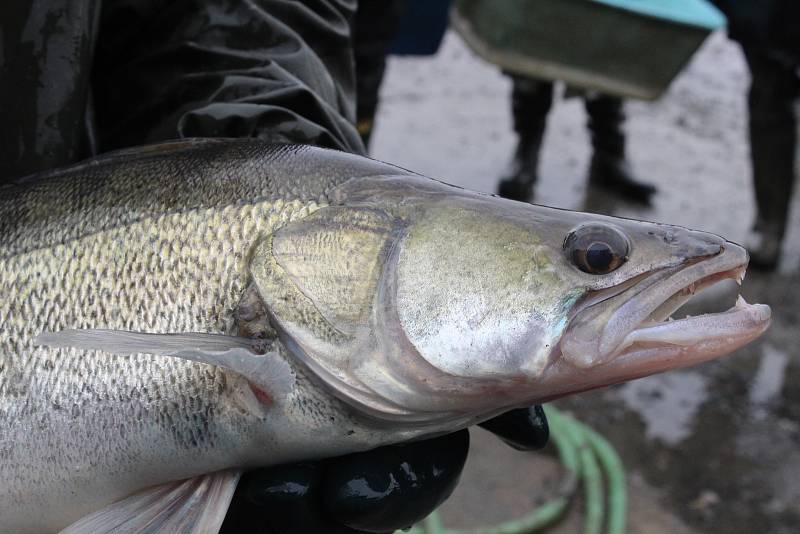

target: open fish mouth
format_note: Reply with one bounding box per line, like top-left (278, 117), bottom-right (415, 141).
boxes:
top-left (558, 243), bottom-right (771, 381)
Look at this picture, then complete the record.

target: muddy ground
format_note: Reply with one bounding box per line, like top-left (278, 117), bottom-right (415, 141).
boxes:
top-left (372, 31), bottom-right (800, 533)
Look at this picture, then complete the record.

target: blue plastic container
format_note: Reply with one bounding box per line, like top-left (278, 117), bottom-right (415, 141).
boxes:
top-left (390, 0), bottom-right (453, 56)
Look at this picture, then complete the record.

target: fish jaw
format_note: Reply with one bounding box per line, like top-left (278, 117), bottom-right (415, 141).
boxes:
top-left (542, 242), bottom-right (771, 401)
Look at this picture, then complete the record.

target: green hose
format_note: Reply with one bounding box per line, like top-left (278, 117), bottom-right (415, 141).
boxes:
top-left (582, 423), bottom-right (626, 534)
top-left (400, 406), bottom-right (627, 534)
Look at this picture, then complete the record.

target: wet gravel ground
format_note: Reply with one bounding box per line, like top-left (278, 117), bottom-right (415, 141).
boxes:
top-left (371, 31), bottom-right (800, 533)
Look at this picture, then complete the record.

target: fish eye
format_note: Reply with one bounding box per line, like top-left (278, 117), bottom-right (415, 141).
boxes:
top-left (564, 224), bottom-right (630, 275)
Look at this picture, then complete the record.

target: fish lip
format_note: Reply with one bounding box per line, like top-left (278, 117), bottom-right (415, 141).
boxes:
top-left (558, 244), bottom-right (771, 372)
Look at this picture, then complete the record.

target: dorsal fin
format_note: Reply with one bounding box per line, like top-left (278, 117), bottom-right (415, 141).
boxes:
top-left (12, 139), bottom-right (224, 186)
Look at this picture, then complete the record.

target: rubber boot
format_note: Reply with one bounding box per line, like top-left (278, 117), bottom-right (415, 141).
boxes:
top-left (586, 95), bottom-right (657, 205)
top-left (497, 76), bottom-right (553, 202)
top-left (743, 47), bottom-right (799, 271)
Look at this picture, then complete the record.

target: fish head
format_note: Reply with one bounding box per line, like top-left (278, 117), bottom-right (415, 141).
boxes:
top-left (251, 175), bottom-right (770, 427)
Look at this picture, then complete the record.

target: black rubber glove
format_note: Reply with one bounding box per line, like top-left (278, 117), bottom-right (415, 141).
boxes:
top-left (478, 405), bottom-right (550, 451)
top-left (220, 406), bottom-right (549, 534)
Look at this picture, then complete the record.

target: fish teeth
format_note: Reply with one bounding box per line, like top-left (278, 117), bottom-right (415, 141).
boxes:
top-left (736, 269), bottom-right (746, 285)
top-left (736, 294), bottom-right (748, 307)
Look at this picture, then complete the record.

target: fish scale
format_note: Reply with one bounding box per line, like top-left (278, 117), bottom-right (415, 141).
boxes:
top-left (0, 140), bottom-right (401, 532)
top-left (2, 202), bottom-right (290, 529)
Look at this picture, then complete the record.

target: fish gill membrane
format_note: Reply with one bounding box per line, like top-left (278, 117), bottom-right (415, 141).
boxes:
top-left (1, 139), bottom-right (770, 533)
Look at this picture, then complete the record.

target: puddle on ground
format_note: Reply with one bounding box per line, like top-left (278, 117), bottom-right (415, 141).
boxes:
top-left (748, 343), bottom-right (789, 407)
top-left (617, 370), bottom-right (709, 446)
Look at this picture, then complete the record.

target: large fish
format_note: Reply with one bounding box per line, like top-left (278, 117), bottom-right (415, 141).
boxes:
top-left (0, 139), bottom-right (770, 532)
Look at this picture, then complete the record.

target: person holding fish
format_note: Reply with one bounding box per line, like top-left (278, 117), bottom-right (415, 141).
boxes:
top-left (0, 1), bottom-right (548, 532)
top-left (0, 1), bottom-right (771, 533)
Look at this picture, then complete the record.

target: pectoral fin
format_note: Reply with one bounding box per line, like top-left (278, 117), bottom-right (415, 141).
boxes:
top-left (35, 329), bottom-right (295, 399)
top-left (60, 470), bottom-right (241, 534)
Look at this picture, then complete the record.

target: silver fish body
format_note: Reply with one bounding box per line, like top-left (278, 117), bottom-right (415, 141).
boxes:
top-left (0, 141), bottom-right (421, 532)
top-left (0, 139), bottom-right (770, 532)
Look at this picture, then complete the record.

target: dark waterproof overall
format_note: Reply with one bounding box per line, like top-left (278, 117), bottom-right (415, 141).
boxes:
top-left (0, 0), bottom-right (365, 182)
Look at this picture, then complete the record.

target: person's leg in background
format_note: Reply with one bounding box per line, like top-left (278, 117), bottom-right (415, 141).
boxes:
top-left (743, 47), bottom-right (800, 270)
top-left (585, 94), bottom-right (657, 204)
top-left (497, 75), bottom-right (554, 202)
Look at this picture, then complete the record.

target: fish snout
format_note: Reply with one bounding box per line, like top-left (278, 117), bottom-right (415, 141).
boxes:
top-left (668, 227), bottom-right (725, 260)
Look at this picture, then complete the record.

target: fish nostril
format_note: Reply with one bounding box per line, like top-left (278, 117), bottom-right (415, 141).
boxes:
top-left (675, 229), bottom-right (725, 259)
top-left (691, 242), bottom-right (722, 258)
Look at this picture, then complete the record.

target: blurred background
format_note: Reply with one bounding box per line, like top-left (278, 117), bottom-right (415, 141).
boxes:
top-left (360, 1), bottom-right (800, 532)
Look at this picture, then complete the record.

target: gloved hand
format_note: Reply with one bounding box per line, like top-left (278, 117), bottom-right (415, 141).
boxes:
top-left (220, 406), bottom-right (549, 534)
